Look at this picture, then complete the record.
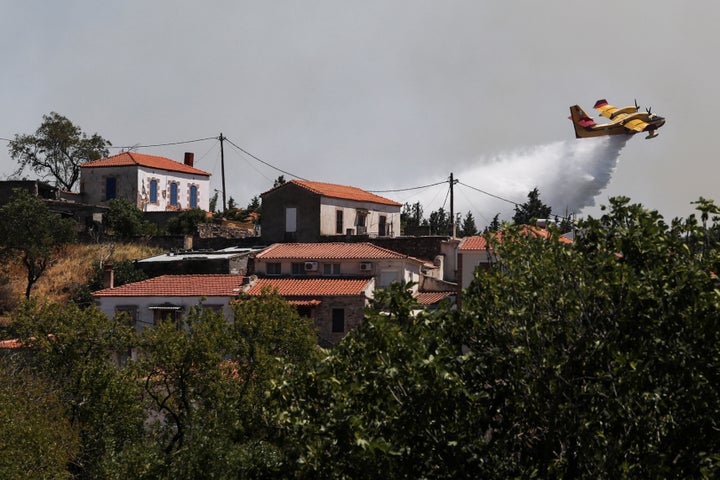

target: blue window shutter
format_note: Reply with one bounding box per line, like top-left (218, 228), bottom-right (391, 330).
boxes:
top-left (106, 177), bottom-right (116, 200)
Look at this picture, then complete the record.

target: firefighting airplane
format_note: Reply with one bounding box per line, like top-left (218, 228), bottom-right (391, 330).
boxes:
top-left (569, 99), bottom-right (666, 139)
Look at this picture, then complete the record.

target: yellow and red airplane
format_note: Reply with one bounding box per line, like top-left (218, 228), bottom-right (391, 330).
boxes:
top-left (569, 99), bottom-right (666, 139)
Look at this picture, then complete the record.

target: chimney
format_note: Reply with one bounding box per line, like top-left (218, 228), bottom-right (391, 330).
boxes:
top-left (103, 264), bottom-right (114, 289)
top-left (183, 152), bottom-right (194, 167)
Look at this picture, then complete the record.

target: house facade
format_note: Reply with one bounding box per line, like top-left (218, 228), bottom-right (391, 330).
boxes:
top-left (80, 152), bottom-right (210, 211)
top-left (254, 242), bottom-right (425, 291)
top-left (92, 274), bottom-right (243, 332)
top-left (260, 180), bottom-right (402, 243)
top-left (243, 277), bottom-right (374, 346)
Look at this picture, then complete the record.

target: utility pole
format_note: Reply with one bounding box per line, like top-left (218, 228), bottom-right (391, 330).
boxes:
top-left (219, 132), bottom-right (227, 213)
top-left (450, 172), bottom-right (456, 238)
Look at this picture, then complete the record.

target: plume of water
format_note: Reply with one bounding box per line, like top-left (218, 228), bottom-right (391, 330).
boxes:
top-left (449, 136), bottom-right (629, 224)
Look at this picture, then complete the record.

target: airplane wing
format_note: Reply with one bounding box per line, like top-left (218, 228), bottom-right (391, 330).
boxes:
top-left (622, 118), bottom-right (649, 133)
top-left (594, 99), bottom-right (637, 120)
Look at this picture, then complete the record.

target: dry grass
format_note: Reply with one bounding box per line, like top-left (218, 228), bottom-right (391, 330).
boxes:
top-left (1, 242), bottom-right (162, 308)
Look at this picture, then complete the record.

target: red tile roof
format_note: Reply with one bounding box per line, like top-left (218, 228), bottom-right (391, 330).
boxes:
top-left (263, 179), bottom-right (401, 207)
top-left (256, 242), bottom-right (419, 261)
top-left (459, 227), bottom-right (572, 251)
top-left (81, 152), bottom-right (210, 177)
top-left (245, 277), bottom-right (372, 297)
top-left (92, 274), bottom-right (243, 297)
top-left (415, 291), bottom-right (454, 305)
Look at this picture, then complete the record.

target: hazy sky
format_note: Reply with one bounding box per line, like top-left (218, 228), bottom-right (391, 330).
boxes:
top-left (1, 1), bottom-right (717, 227)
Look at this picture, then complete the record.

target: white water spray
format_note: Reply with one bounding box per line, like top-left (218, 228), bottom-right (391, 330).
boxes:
top-left (402, 136), bottom-right (629, 226)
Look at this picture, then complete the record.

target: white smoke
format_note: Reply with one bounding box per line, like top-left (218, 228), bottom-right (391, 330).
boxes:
top-left (399, 136), bottom-right (629, 227)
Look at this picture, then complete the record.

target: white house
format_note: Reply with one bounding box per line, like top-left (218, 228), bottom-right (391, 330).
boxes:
top-left (92, 274), bottom-right (243, 332)
top-left (254, 242), bottom-right (426, 291)
top-left (80, 152), bottom-right (211, 211)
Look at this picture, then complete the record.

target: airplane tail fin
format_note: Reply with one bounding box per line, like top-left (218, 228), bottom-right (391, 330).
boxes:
top-left (569, 105), bottom-right (597, 138)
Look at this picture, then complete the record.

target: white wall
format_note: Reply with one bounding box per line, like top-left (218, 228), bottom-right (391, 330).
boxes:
top-left (137, 167), bottom-right (210, 211)
top-left (80, 166), bottom-right (210, 211)
top-left (319, 198), bottom-right (401, 237)
top-left (94, 295), bottom-right (234, 331)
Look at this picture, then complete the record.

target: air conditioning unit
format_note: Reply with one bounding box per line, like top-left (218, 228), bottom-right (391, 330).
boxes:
top-left (304, 261), bottom-right (318, 271)
top-left (360, 262), bottom-right (373, 272)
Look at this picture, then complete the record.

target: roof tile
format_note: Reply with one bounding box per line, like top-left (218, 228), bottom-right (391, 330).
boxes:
top-left (256, 242), bottom-right (415, 261)
top-left (81, 152), bottom-right (210, 176)
top-left (245, 277), bottom-right (372, 297)
top-left (262, 179), bottom-right (401, 207)
top-left (92, 274), bottom-right (243, 297)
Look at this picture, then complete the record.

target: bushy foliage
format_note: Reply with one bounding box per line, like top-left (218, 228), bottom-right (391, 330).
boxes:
top-left (8, 112), bottom-right (111, 191)
top-left (0, 189), bottom-right (76, 298)
top-left (105, 198), bottom-right (155, 239)
top-left (166, 208), bottom-right (209, 234)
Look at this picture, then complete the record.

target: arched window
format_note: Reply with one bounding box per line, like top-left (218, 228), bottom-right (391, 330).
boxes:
top-left (170, 182), bottom-right (179, 207)
top-left (189, 185), bottom-right (198, 208)
top-left (149, 179), bottom-right (158, 203)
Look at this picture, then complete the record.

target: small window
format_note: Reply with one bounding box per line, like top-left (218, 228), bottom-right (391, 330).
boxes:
top-left (291, 262), bottom-right (307, 275)
top-left (332, 308), bottom-right (345, 333)
top-left (323, 263), bottom-right (341, 275)
top-left (379, 215), bottom-right (387, 236)
top-left (149, 179), bottom-right (158, 203)
top-left (286, 207), bottom-right (297, 233)
top-left (336, 210), bottom-right (344, 234)
top-left (189, 185), bottom-right (198, 208)
top-left (266, 263), bottom-right (281, 275)
top-left (170, 182), bottom-right (179, 206)
top-left (106, 177), bottom-right (116, 200)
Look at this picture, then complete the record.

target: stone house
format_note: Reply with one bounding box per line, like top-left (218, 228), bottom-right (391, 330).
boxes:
top-left (80, 151), bottom-right (210, 211)
top-left (260, 180), bottom-right (402, 243)
top-left (243, 276), bottom-right (374, 346)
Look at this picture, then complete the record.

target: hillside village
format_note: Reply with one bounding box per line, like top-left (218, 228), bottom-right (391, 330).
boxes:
top-left (2, 148), bottom-right (720, 477)
top-left (0, 152), bottom-right (564, 346)
top-left (1, 149), bottom-right (559, 344)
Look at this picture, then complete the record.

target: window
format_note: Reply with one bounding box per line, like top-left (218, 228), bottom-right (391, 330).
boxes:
top-left (105, 177), bottom-right (116, 200)
top-left (115, 306), bottom-right (138, 326)
top-left (285, 207), bottom-right (297, 233)
top-left (189, 185), bottom-right (198, 208)
top-left (336, 210), bottom-right (344, 234)
top-left (332, 308), bottom-right (345, 333)
top-left (149, 179), bottom-right (158, 203)
top-left (291, 262), bottom-right (307, 275)
top-left (379, 215), bottom-right (387, 236)
top-left (266, 263), bottom-right (281, 275)
top-left (169, 182), bottom-right (179, 207)
top-left (323, 263), bottom-right (341, 275)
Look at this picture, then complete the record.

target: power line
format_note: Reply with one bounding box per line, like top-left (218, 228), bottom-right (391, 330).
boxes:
top-left (367, 179), bottom-right (449, 193)
top-left (223, 136), bottom-right (308, 181)
top-left (457, 181), bottom-right (521, 206)
top-left (110, 136), bottom-right (217, 150)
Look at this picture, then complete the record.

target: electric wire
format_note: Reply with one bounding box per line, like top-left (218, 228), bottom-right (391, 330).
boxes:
top-left (110, 136), bottom-right (217, 150)
top-left (223, 137), bottom-right (308, 181)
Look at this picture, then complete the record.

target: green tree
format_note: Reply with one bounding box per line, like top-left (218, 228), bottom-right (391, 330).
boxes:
top-left (280, 282), bottom-right (484, 479)
top-left (427, 207), bottom-right (451, 235)
top-left (209, 191), bottom-right (219, 213)
top-left (0, 357), bottom-right (80, 480)
top-left (70, 258), bottom-right (148, 308)
top-left (105, 198), bottom-right (153, 239)
top-left (8, 112), bottom-right (111, 191)
top-left (483, 213), bottom-right (502, 233)
top-left (401, 202), bottom-right (424, 233)
top-left (11, 300), bottom-right (144, 479)
top-left (460, 197), bottom-right (720, 477)
top-left (135, 289), bottom-right (317, 477)
top-left (512, 187), bottom-right (552, 225)
top-left (166, 208), bottom-right (210, 235)
top-left (0, 189), bottom-right (76, 298)
top-left (459, 211), bottom-right (478, 237)
top-left (273, 175), bottom-right (286, 187)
